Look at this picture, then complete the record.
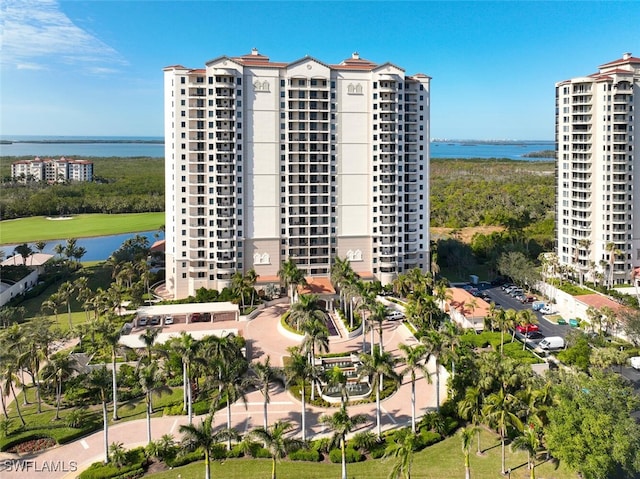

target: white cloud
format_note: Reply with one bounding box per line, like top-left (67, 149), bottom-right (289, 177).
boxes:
top-left (1, 0), bottom-right (127, 71)
top-left (16, 62), bottom-right (47, 70)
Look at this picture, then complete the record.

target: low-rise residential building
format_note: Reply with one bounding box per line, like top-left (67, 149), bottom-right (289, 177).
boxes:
top-left (11, 157), bottom-right (93, 183)
top-left (444, 287), bottom-right (491, 331)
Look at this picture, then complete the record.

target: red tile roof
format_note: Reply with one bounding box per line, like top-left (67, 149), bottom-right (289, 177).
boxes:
top-left (446, 288), bottom-right (491, 318)
top-left (298, 277), bottom-right (335, 295)
top-left (575, 293), bottom-right (625, 312)
top-left (599, 55), bottom-right (640, 68)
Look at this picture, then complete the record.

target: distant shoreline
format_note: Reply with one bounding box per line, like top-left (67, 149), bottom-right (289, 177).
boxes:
top-left (1, 139), bottom-right (164, 145)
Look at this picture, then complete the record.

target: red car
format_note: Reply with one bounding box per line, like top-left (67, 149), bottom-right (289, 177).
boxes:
top-left (516, 324), bottom-right (539, 334)
top-left (191, 313), bottom-right (201, 323)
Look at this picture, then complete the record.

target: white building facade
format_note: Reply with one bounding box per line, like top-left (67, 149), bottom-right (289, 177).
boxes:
top-left (164, 50), bottom-right (431, 299)
top-left (556, 53), bottom-right (640, 285)
top-left (11, 157), bottom-right (93, 183)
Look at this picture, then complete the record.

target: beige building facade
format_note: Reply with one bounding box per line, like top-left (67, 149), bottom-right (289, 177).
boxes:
top-left (556, 53), bottom-right (640, 285)
top-left (164, 50), bottom-right (431, 299)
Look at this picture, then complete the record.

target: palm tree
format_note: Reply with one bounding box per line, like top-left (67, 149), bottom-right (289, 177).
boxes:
top-left (320, 404), bottom-right (368, 479)
top-left (172, 332), bottom-right (200, 424)
top-left (605, 241), bottom-right (623, 287)
top-left (369, 301), bottom-right (388, 352)
top-left (231, 270), bottom-right (249, 310)
top-left (41, 294), bottom-right (62, 324)
top-left (57, 281), bottom-right (76, 330)
top-left (87, 366), bottom-right (113, 463)
top-left (289, 293), bottom-right (324, 332)
top-left (284, 346), bottom-right (312, 441)
top-left (458, 386), bottom-right (484, 455)
top-left (97, 319), bottom-right (122, 420)
top-left (34, 240), bottom-right (47, 255)
top-left (511, 424), bottom-right (542, 479)
top-left (179, 413), bottom-right (236, 479)
top-left (245, 268), bottom-right (259, 308)
top-left (0, 350), bottom-right (26, 426)
top-left (41, 351), bottom-right (77, 420)
top-left (459, 425), bottom-right (476, 479)
top-left (249, 420), bottom-right (303, 479)
top-left (277, 259), bottom-right (306, 304)
top-left (330, 256), bottom-right (356, 310)
top-left (483, 389), bottom-right (524, 475)
top-left (139, 363), bottom-right (172, 445)
top-left (384, 428), bottom-right (419, 479)
top-left (420, 329), bottom-right (446, 412)
top-left (358, 345), bottom-right (400, 438)
top-left (398, 343), bottom-right (429, 433)
top-left (517, 309), bottom-right (538, 350)
top-left (300, 317), bottom-right (329, 401)
top-left (19, 319), bottom-right (52, 413)
top-left (250, 356), bottom-right (283, 430)
top-left (13, 243), bottom-right (33, 265)
top-left (139, 327), bottom-right (160, 365)
top-left (215, 358), bottom-right (250, 450)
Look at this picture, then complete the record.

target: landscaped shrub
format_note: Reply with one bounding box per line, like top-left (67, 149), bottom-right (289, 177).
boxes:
top-left (254, 447), bottom-right (272, 459)
top-left (289, 448), bottom-right (321, 461)
top-left (419, 430), bottom-right (442, 447)
top-left (163, 404), bottom-right (185, 416)
top-left (79, 448), bottom-right (146, 479)
top-left (329, 447), bottom-right (362, 463)
top-left (227, 443), bottom-right (245, 458)
top-left (166, 450), bottom-right (203, 468)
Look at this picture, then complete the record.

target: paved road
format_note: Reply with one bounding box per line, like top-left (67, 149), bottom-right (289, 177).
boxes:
top-left (0, 304), bottom-right (445, 479)
top-left (483, 285), bottom-right (569, 340)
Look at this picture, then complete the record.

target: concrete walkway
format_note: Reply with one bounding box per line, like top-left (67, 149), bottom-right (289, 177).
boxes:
top-left (0, 304), bottom-right (446, 479)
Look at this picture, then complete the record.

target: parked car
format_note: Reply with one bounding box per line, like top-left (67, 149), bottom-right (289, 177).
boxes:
top-left (386, 310), bottom-right (405, 321)
top-left (524, 331), bottom-right (545, 343)
top-left (191, 313), bottom-right (202, 322)
top-left (150, 316), bottom-right (161, 325)
top-left (540, 305), bottom-right (554, 315)
top-left (532, 301), bottom-right (546, 311)
top-left (629, 356), bottom-right (640, 370)
top-left (539, 336), bottom-right (565, 351)
top-left (520, 296), bottom-right (537, 303)
top-left (164, 316), bottom-right (174, 325)
top-left (516, 324), bottom-right (540, 334)
top-left (138, 316), bottom-right (148, 326)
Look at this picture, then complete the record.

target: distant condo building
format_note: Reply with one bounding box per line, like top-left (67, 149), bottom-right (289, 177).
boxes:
top-left (164, 50), bottom-right (431, 299)
top-left (11, 157), bottom-right (93, 183)
top-left (555, 53), bottom-right (640, 285)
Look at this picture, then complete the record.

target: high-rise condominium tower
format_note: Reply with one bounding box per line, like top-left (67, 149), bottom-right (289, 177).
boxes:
top-left (164, 50), bottom-right (431, 299)
top-left (556, 53), bottom-right (640, 286)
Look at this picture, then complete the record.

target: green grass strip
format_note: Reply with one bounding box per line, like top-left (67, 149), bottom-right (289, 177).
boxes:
top-left (0, 212), bottom-right (164, 244)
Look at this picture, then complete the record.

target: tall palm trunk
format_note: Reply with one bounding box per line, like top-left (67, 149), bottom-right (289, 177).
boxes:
top-left (55, 377), bottom-right (62, 420)
top-left (111, 352), bottom-right (119, 420)
top-left (146, 394), bottom-right (152, 445)
top-left (0, 391), bottom-right (8, 419)
top-left (102, 400), bottom-right (109, 463)
top-left (227, 402), bottom-right (233, 450)
top-left (204, 450), bottom-right (211, 479)
top-left (375, 381), bottom-right (382, 437)
top-left (11, 383), bottom-right (26, 426)
top-left (340, 436), bottom-right (347, 479)
top-left (300, 379), bottom-right (306, 441)
top-left (410, 375), bottom-right (416, 433)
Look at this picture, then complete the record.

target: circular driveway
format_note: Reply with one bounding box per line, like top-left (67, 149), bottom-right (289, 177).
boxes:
top-left (0, 303), bottom-right (444, 479)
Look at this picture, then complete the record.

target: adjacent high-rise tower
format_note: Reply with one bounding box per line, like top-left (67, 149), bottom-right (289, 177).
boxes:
top-left (164, 50), bottom-right (431, 299)
top-left (556, 53), bottom-right (640, 286)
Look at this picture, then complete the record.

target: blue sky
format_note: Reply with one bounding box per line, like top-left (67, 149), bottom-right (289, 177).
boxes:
top-left (1, 0), bottom-right (639, 140)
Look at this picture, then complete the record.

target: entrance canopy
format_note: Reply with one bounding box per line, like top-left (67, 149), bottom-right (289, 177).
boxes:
top-left (135, 302), bottom-right (239, 321)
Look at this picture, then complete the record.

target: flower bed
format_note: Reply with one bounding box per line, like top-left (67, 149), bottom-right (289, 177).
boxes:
top-left (7, 436), bottom-right (56, 454)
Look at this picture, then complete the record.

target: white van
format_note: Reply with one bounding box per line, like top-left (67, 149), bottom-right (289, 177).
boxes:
top-left (539, 336), bottom-right (565, 351)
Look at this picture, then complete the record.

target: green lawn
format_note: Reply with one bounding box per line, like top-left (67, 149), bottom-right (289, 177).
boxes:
top-left (0, 213), bottom-right (164, 244)
top-left (18, 263), bottom-right (115, 330)
top-left (146, 428), bottom-right (574, 479)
